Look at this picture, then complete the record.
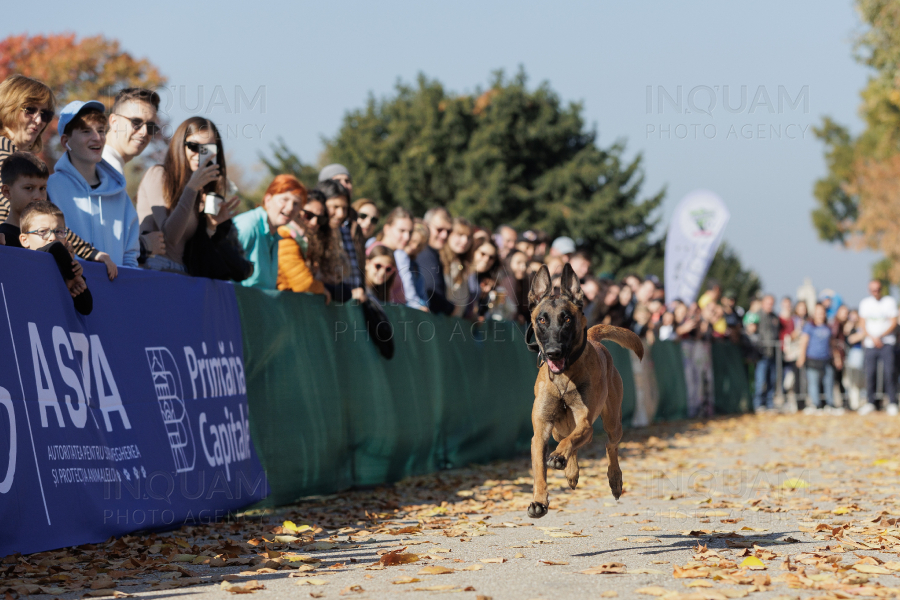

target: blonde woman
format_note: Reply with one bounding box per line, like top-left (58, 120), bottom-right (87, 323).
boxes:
top-left (0, 75), bottom-right (56, 222)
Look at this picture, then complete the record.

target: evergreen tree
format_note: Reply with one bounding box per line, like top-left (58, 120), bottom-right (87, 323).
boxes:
top-left (322, 70), bottom-right (664, 275)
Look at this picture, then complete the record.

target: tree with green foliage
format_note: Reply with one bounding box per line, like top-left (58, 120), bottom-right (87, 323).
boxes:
top-left (813, 0), bottom-right (900, 277)
top-left (287, 70), bottom-right (665, 275)
top-left (262, 69), bottom-right (762, 291)
top-left (259, 137), bottom-right (320, 191)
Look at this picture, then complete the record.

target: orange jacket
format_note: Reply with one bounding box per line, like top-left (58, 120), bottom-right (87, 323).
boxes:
top-left (276, 226), bottom-right (326, 295)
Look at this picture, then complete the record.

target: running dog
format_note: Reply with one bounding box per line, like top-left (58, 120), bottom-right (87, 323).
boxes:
top-left (525, 263), bottom-right (644, 518)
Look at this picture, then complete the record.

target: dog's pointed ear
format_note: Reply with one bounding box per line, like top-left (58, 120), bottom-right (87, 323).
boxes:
top-left (560, 262), bottom-right (584, 309)
top-left (529, 265), bottom-right (552, 310)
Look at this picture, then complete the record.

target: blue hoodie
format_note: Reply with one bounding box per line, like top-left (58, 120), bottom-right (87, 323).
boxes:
top-left (48, 153), bottom-right (140, 268)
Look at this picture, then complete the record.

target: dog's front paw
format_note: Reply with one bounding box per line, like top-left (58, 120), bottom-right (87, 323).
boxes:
top-left (527, 501), bottom-right (548, 519)
top-left (608, 467), bottom-right (623, 500)
top-left (546, 453), bottom-right (567, 470)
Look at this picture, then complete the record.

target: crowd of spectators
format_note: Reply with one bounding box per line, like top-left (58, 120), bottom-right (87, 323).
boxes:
top-left (2, 74), bottom-right (899, 420)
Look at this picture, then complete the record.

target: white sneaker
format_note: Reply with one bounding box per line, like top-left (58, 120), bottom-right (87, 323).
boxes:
top-left (802, 406), bottom-right (820, 415)
top-left (888, 404), bottom-right (899, 417)
top-left (858, 403), bottom-right (876, 416)
top-left (829, 407), bottom-right (845, 416)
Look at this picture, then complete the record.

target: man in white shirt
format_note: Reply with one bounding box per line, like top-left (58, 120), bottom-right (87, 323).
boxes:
top-left (103, 88), bottom-right (165, 262)
top-left (858, 279), bottom-right (898, 415)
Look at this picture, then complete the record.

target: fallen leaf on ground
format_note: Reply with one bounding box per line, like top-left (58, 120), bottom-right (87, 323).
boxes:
top-left (854, 563), bottom-right (891, 575)
top-left (339, 585), bottom-right (364, 594)
top-left (392, 577), bottom-right (421, 584)
top-left (480, 557), bottom-right (505, 563)
top-left (380, 547), bottom-right (420, 566)
top-left (579, 562), bottom-right (626, 574)
top-left (740, 556), bottom-right (766, 569)
top-left (418, 565), bottom-right (455, 575)
top-left (221, 580), bottom-right (265, 594)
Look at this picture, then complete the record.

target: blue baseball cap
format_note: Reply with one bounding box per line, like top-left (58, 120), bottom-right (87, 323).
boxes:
top-left (57, 100), bottom-right (106, 137)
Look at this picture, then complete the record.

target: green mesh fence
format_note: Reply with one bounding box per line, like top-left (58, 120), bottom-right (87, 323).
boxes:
top-left (236, 286), bottom-right (747, 506)
top-left (712, 340), bottom-right (752, 414)
top-left (651, 341), bottom-right (689, 421)
top-left (601, 341), bottom-right (636, 430)
top-left (236, 288), bottom-right (537, 505)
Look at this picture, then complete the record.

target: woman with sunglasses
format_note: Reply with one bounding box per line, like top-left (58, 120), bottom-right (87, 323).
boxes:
top-left (365, 244), bottom-right (399, 304)
top-left (273, 175), bottom-right (329, 301)
top-left (136, 117), bottom-right (239, 273)
top-left (0, 75), bottom-right (57, 223)
top-left (299, 192), bottom-right (348, 290)
top-left (352, 198), bottom-right (380, 242)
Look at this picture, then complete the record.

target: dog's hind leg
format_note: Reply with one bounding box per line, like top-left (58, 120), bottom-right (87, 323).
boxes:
top-left (565, 452), bottom-right (580, 489)
top-left (528, 418), bottom-right (554, 518)
top-left (600, 382), bottom-right (624, 500)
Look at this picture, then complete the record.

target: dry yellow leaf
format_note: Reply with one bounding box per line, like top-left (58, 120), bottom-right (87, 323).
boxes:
top-left (739, 556), bottom-right (765, 569)
top-left (418, 565), bottom-right (455, 575)
top-left (854, 563), bottom-right (891, 575)
top-left (392, 577), bottom-right (421, 584)
top-left (480, 557), bottom-right (505, 563)
top-left (294, 578), bottom-right (329, 586)
top-left (221, 580), bottom-right (266, 594)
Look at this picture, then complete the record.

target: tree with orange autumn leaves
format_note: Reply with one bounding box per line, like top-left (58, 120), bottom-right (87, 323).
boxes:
top-left (0, 33), bottom-right (166, 174)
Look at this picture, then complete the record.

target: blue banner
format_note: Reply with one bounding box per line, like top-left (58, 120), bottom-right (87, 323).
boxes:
top-left (0, 247), bottom-right (268, 557)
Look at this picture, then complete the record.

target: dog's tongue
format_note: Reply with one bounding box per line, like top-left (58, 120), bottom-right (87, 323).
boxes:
top-left (547, 358), bottom-right (566, 373)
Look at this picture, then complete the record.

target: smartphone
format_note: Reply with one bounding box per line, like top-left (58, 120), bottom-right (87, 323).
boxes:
top-left (198, 143), bottom-right (218, 165)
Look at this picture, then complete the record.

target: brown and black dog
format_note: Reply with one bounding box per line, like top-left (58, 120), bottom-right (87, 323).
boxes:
top-left (525, 263), bottom-right (644, 519)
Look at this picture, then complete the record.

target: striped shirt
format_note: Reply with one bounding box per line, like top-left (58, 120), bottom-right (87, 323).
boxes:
top-left (0, 137), bottom-right (99, 260)
top-left (340, 222), bottom-right (363, 288)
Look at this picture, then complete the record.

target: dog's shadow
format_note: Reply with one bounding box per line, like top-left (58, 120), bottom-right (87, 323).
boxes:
top-left (571, 530), bottom-right (806, 558)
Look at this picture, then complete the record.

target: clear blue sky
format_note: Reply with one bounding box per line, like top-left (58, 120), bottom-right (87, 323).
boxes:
top-left (1, 0), bottom-right (880, 304)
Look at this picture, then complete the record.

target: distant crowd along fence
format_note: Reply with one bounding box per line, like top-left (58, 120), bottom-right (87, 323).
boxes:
top-left (0, 246), bottom-right (751, 556)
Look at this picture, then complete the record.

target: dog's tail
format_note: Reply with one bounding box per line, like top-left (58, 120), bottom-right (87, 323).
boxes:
top-left (588, 324), bottom-right (644, 361)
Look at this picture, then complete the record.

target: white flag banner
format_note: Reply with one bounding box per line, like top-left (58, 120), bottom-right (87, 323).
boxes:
top-left (664, 190), bottom-right (730, 306)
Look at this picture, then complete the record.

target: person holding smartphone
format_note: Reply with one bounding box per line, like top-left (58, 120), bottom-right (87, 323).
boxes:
top-left (136, 117), bottom-right (239, 273)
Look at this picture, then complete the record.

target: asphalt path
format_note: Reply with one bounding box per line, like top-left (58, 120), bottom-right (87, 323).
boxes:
top-left (9, 413), bottom-right (900, 600)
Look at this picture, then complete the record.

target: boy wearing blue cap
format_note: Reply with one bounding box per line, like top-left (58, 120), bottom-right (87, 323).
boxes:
top-left (47, 100), bottom-right (140, 269)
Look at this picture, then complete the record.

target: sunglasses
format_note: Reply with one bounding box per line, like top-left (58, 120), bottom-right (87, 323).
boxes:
top-left (184, 141), bottom-right (216, 154)
top-left (358, 212), bottom-right (379, 225)
top-left (22, 106), bottom-right (54, 123)
top-left (25, 227), bottom-right (68, 241)
top-left (114, 114), bottom-right (160, 136)
top-left (302, 210), bottom-right (321, 222)
top-left (372, 262), bottom-right (395, 274)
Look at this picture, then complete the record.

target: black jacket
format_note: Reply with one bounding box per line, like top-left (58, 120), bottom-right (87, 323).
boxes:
top-left (416, 246), bottom-right (454, 315)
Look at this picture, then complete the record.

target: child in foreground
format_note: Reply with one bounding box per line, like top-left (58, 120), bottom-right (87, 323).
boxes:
top-left (0, 152), bottom-right (49, 247)
top-left (18, 201), bottom-right (92, 315)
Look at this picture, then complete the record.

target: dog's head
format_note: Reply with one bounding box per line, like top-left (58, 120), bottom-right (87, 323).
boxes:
top-left (528, 262), bottom-right (586, 375)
